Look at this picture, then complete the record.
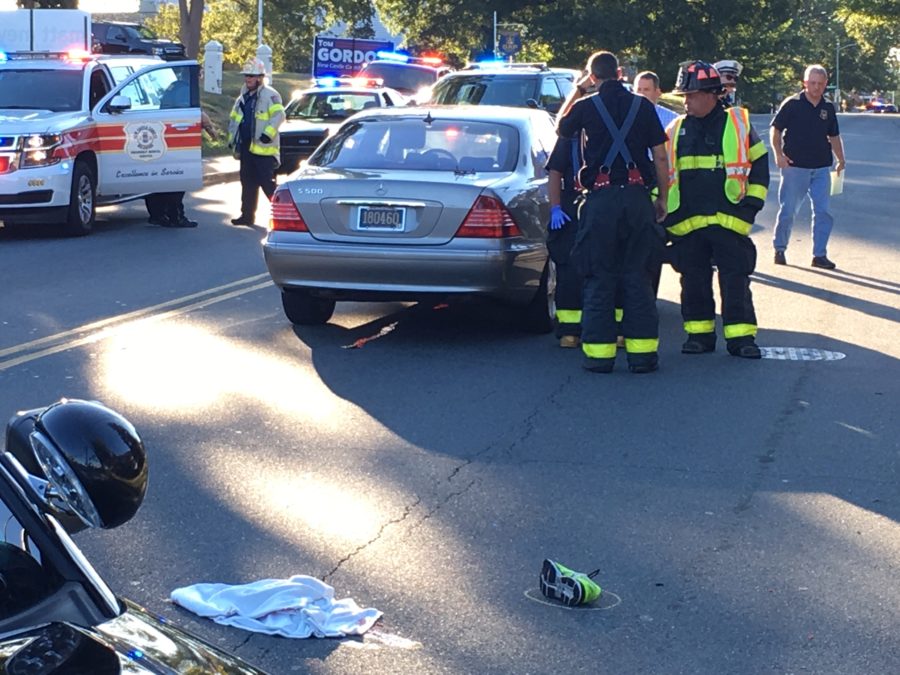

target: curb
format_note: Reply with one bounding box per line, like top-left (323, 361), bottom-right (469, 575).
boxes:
top-left (202, 159), bottom-right (240, 187)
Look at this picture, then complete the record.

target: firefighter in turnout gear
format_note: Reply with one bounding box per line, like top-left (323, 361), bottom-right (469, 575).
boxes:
top-left (664, 61), bottom-right (769, 359)
top-left (545, 134), bottom-right (586, 348)
top-left (228, 58), bottom-right (286, 226)
top-left (557, 51), bottom-right (669, 374)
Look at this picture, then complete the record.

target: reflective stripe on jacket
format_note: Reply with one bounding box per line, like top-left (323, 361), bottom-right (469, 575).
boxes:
top-left (228, 84), bottom-right (286, 163)
top-left (664, 107), bottom-right (768, 237)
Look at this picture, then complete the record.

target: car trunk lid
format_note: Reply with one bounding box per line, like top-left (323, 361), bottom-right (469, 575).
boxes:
top-left (290, 169), bottom-right (514, 245)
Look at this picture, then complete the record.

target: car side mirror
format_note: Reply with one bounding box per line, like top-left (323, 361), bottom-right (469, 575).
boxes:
top-left (107, 95), bottom-right (132, 113)
top-left (525, 98), bottom-right (540, 109)
top-left (545, 101), bottom-right (562, 114)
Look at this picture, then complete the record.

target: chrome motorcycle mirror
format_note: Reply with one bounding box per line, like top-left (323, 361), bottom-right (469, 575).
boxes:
top-left (4, 399), bottom-right (148, 531)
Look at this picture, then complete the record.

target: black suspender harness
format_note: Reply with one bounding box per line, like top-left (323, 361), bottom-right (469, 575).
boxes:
top-left (589, 94), bottom-right (644, 189)
top-left (570, 135), bottom-right (584, 191)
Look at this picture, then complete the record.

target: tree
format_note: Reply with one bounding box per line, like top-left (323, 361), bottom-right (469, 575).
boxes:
top-left (177, 0), bottom-right (205, 59)
top-left (148, 0), bottom-right (377, 73)
top-left (147, 0), bottom-right (256, 68)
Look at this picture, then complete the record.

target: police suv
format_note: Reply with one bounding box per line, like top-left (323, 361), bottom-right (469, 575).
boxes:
top-left (0, 9), bottom-right (202, 236)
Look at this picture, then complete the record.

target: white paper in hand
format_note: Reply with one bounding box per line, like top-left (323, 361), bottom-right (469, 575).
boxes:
top-left (830, 170), bottom-right (844, 196)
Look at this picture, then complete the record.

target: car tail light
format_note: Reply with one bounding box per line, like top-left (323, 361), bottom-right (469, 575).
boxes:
top-left (455, 195), bottom-right (522, 238)
top-left (269, 187), bottom-right (309, 232)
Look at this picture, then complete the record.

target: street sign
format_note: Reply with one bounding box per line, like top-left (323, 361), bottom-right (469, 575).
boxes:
top-left (313, 36), bottom-right (394, 77)
top-left (497, 29), bottom-right (522, 58)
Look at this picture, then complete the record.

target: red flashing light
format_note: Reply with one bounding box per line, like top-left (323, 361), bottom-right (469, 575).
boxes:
top-left (270, 188), bottom-right (309, 232)
top-left (455, 195), bottom-right (522, 238)
top-left (420, 56), bottom-right (443, 65)
top-left (66, 48), bottom-right (92, 62)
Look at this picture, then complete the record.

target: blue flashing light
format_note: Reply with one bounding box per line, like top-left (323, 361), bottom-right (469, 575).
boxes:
top-left (376, 50), bottom-right (409, 63)
top-left (0, 52), bottom-right (7, 63)
top-left (127, 648), bottom-right (144, 660)
top-left (475, 59), bottom-right (507, 67)
top-left (315, 77), bottom-right (337, 87)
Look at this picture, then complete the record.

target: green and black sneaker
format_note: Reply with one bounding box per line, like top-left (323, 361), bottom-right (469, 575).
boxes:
top-left (539, 559), bottom-right (602, 606)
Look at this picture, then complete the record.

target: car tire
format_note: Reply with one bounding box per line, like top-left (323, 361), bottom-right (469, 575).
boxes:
top-left (519, 260), bottom-right (555, 334)
top-left (62, 161), bottom-right (96, 237)
top-left (281, 289), bottom-right (336, 325)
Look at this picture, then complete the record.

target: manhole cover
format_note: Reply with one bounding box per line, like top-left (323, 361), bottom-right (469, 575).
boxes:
top-left (760, 347), bottom-right (846, 361)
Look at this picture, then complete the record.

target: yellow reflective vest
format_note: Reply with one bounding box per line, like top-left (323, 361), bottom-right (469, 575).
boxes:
top-left (664, 106), bottom-right (768, 237)
top-left (228, 84), bottom-right (286, 164)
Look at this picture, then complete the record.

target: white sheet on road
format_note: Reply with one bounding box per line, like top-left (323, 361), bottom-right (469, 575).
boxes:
top-left (170, 575), bottom-right (382, 638)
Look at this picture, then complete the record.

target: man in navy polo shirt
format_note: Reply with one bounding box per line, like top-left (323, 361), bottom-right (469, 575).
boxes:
top-left (770, 64), bottom-right (846, 269)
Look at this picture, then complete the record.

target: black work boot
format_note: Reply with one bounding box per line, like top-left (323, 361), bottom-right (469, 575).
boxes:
top-left (681, 334), bottom-right (716, 354)
top-left (727, 337), bottom-right (762, 359)
top-left (582, 356), bottom-right (615, 373)
top-left (627, 354), bottom-right (659, 374)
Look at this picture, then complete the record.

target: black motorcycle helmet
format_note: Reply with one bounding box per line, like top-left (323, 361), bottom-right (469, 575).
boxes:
top-left (30, 399), bottom-right (148, 529)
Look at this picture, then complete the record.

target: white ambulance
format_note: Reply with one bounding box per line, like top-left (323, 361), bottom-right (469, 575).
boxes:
top-left (0, 9), bottom-right (202, 236)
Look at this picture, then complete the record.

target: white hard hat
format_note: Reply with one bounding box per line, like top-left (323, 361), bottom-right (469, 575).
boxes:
top-left (713, 59), bottom-right (743, 78)
top-left (241, 58), bottom-right (266, 76)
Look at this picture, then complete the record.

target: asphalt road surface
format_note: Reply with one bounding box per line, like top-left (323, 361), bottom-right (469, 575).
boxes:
top-left (1, 114), bottom-right (899, 674)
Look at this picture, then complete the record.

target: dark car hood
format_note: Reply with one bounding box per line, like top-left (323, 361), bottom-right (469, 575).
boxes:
top-left (0, 599), bottom-right (266, 674)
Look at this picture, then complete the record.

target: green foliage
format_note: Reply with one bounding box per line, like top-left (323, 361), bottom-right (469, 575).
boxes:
top-left (147, 0), bottom-right (379, 73)
top-left (146, 1), bottom-right (257, 67)
top-left (375, 0), bottom-right (900, 112)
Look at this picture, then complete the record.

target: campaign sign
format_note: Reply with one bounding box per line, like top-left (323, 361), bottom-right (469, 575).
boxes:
top-left (313, 36), bottom-right (395, 77)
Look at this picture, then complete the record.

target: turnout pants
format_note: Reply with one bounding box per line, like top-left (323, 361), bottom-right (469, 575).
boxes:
top-left (573, 185), bottom-right (661, 369)
top-left (145, 192), bottom-right (186, 222)
top-left (671, 225), bottom-right (757, 346)
top-left (546, 194), bottom-right (583, 338)
top-left (239, 148), bottom-right (278, 222)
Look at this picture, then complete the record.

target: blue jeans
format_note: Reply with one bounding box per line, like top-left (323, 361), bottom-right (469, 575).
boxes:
top-left (772, 166), bottom-right (834, 257)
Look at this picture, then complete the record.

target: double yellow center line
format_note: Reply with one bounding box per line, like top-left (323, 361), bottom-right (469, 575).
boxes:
top-left (0, 274), bottom-right (272, 372)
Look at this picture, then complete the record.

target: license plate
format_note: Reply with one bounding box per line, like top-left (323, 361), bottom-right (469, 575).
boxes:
top-left (357, 206), bottom-right (405, 231)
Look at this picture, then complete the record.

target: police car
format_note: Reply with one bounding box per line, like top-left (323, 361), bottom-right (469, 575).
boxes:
top-left (357, 51), bottom-right (452, 101)
top-left (0, 9), bottom-right (203, 236)
top-left (278, 76), bottom-right (408, 174)
top-left (429, 61), bottom-right (577, 114)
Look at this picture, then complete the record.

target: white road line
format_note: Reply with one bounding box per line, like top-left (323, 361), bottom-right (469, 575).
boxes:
top-left (0, 278), bottom-right (272, 372)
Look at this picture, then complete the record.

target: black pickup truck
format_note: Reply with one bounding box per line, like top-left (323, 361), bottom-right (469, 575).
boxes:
top-left (91, 21), bottom-right (186, 61)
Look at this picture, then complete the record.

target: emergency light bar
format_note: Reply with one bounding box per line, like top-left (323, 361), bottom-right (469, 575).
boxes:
top-left (0, 50), bottom-right (95, 63)
top-left (314, 75), bottom-right (384, 88)
top-left (376, 50), bottom-right (409, 62)
top-left (466, 60), bottom-right (549, 71)
top-left (374, 51), bottom-right (444, 67)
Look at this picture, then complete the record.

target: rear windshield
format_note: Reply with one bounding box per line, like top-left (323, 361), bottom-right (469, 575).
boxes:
top-left (309, 117), bottom-right (519, 172)
top-left (430, 75), bottom-right (539, 107)
top-left (359, 63), bottom-right (436, 94)
top-left (286, 91), bottom-right (380, 121)
top-left (0, 69), bottom-right (83, 111)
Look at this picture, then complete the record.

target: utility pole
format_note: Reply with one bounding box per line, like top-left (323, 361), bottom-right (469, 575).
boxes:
top-left (492, 11), bottom-right (497, 59)
top-left (258, 0), bottom-right (263, 46)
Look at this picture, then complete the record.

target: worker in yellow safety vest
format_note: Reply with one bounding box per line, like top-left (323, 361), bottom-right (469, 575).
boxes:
top-left (228, 58), bottom-right (286, 226)
top-left (663, 61), bottom-right (769, 359)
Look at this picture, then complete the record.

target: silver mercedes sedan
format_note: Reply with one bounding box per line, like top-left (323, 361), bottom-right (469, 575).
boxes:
top-left (262, 105), bottom-right (559, 332)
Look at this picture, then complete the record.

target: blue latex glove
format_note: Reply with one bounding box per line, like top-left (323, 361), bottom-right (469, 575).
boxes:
top-left (549, 205), bottom-right (571, 230)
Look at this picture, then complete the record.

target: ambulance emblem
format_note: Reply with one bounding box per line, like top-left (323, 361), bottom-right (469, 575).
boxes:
top-left (125, 122), bottom-right (167, 161)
